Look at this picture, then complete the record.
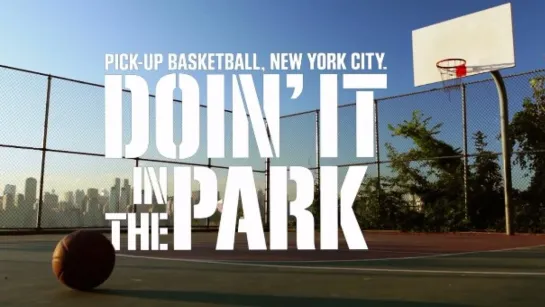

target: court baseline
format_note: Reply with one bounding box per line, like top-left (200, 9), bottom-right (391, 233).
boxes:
top-left (117, 243), bottom-right (545, 276)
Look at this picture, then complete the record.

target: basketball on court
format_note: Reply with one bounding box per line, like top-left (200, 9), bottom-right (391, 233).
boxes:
top-left (51, 230), bottom-right (116, 291)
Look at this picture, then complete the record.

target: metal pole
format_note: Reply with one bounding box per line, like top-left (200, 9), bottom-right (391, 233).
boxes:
top-left (264, 120), bottom-right (271, 232)
top-left (315, 110), bottom-right (321, 178)
top-left (36, 75), bottom-right (52, 230)
top-left (314, 110), bottom-right (320, 229)
top-left (265, 157), bottom-right (271, 231)
top-left (207, 157), bottom-right (212, 228)
top-left (133, 158), bottom-right (140, 229)
top-left (374, 100), bottom-right (381, 208)
top-left (134, 158), bottom-right (139, 214)
top-left (490, 70), bottom-right (513, 236)
top-left (461, 84), bottom-right (469, 220)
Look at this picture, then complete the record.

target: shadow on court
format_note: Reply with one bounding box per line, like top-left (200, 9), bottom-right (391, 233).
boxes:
top-left (92, 289), bottom-right (470, 307)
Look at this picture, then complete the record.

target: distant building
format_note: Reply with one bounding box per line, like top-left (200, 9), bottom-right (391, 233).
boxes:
top-left (75, 189), bottom-right (85, 209)
top-left (3, 184), bottom-right (16, 196)
top-left (64, 191), bottom-right (75, 208)
top-left (24, 178), bottom-right (37, 208)
top-left (1, 193), bottom-right (15, 211)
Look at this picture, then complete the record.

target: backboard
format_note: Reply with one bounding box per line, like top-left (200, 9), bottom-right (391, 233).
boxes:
top-left (412, 3), bottom-right (515, 87)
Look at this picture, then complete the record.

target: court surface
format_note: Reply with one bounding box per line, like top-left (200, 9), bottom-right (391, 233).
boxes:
top-left (1, 231), bottom-right (545, 307)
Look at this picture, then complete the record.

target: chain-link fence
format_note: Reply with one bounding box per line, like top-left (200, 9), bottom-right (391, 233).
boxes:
top-left (0, 65), bottom-right (267, 230)
top-left (1, 65), bottom-right (544, 232)
top-left (288, 69), bottom-right (545, 233)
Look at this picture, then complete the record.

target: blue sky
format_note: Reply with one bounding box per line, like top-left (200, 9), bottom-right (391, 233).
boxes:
top-left (1, 0), bottom-right (544, 200)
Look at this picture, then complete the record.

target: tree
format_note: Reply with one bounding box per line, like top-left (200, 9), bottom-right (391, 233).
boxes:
top-left (508, 75), bottom-right (545, 232)
top-left (353, 176), bottom-right (413, 231)
top-left (468, 131), bottom-right (504, 230)
top-left (385, 110), bottom-right (467, 231)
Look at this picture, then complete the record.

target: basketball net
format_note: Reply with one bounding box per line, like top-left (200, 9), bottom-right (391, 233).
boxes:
top-left (437, 58), bottom-right (467, 101)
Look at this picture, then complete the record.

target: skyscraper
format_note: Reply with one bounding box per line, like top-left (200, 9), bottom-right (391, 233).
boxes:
top-left (4, 184), bottom-right (16, 196)
top-left (85, 188), bottom-right (101, 226)
top-left (2, 184), bottom-right (16, 211)
top-left (24, 178), bottom-right (37, 208)
top-left (75, 189), bottom-right (85, 209)
top-left (16, 194), bottom-right (25, 207)
top-left (64, 191), bottom-right (75, 208)
top-left (109, 186), bottom-right (117, 212)
top-left (1, 193), bottom-right (15, 211)
top-left (121, 179), bottom-right (131, 212)
top-left (43, 191), bottom-right (59, 208)
top-left (119, 187), bottom-right (129, 213)
top-left (109, 178), bottom-right (121, 212)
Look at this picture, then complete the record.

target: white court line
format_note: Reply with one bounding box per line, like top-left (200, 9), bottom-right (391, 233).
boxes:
top-left (186, 245), bottom-right (441, 256)
top-left (118, 244), bottom-right (545, 264)
top-left (119, 253), bottom-right (545, 276)
top-left (117, 244), bottom-right (545, 275)
top-left (223, 244), bottom-right (545, 263)
top-left (175, 249), bottom-right (448, 264)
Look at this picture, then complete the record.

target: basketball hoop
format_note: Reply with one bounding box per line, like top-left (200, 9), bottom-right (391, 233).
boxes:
top-left (436, 58), bottom-right (467, 92)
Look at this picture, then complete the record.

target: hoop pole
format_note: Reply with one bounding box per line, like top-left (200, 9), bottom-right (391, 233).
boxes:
top-left (490, 70), bottom-right (513, 236)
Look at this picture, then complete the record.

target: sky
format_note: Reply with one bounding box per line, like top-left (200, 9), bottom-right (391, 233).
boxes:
top-left (1, 0), bottom-right (545, 201)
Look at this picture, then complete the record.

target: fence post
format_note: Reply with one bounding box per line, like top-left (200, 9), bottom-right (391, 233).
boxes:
top-left (374, 99), bottom-right (381, 223)
top-left (264, 120), bottom-right (271, 232)
top-left (314, 110), bottom-right (320, 229)
top-left (36, 75), bottom-right (52, 230)
top-left (133, 158), bottom-right (140, 229)
top-left (207, 157), bottom-right (212, 229)
top-left (461, 84), bottom-right (469, 220)
top-left (134, 158), bottom-right (139, 214)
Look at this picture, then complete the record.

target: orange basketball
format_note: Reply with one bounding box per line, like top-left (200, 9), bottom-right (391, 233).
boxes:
top-left (52, 230), bottom-right (116, 291)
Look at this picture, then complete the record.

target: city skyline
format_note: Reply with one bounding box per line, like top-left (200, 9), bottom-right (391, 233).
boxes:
top-left (0, 175), bottom-right (267, 228)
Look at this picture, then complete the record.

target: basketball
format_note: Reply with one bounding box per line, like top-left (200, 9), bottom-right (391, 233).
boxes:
top-left (52, 230), bottom-right (116, 291)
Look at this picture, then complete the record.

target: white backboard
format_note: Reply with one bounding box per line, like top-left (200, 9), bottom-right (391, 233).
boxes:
top-left (412, 3), bottom-right (515, 87)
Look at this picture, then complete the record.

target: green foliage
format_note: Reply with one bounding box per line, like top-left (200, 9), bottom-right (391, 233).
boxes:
top-left (509, 76), bottom-right (545, 171)
top-left (385, 111), bottom-right (467, 231)
top-left (508, 75), bottom-right (545, 232)
top-left (467, 131), bottom-right (504, 230)
top-left (354, 176), bottom-right (411, 230)
top-left (352, 110), bottom-right (509, 232)
top-left (310, 75), bottom-right (545, 233)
